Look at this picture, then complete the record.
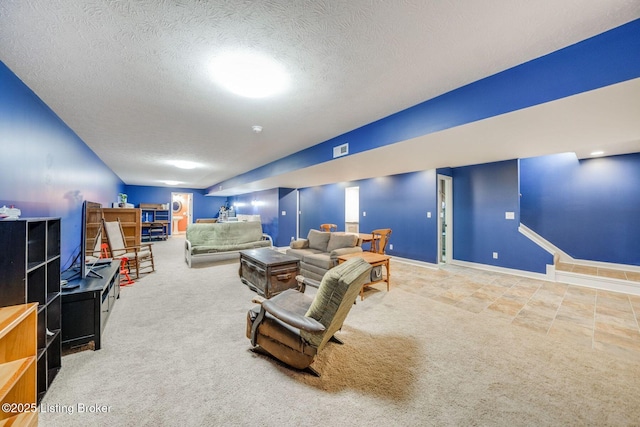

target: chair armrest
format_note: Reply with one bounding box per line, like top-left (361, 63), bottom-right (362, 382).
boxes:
top-left (124, 243), bottom-right (152, 251)
top-left (296, 275), bottom-right (321, 290)
top-left (261, 299), bottom-right (325, 333)
top-left (262, 234), bottom-right (273, 244)
top-left (290, 239), bottom-right (309, 249)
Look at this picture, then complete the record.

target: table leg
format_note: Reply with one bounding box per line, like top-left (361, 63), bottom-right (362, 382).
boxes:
top-left (386, 259), bottom-right (390, 291)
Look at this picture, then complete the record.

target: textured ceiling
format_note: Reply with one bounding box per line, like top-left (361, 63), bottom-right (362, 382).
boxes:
top-left (1, 1), bottom-right (639, 190)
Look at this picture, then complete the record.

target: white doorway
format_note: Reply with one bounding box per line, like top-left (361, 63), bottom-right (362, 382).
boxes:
top-left (345, 186), bottom-right (359, 233)
top-left (171, 192), bottom-right (193, 235)
top-left (437, 175), bottom-right (453, 263)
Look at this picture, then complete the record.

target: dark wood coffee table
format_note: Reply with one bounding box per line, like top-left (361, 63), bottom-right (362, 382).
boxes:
top-left (239, 248), bottom-right (301, 298)
top-left (338, 252), bottom-right (391, 300)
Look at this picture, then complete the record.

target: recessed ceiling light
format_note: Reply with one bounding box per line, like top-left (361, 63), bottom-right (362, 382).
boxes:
top-left (252, 125), bottom-right (263, 133)
top-left (210, 52), bottom-right (288, 98)
top-left (590, 150), bottom-right (605, 157)
top-left (162, 180), bottom-right (181, 186)
top-left (167, 160), bottom-right (199, 169)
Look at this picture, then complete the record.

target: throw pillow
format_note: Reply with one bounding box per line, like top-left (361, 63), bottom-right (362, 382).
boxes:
top-left (326, 233), bottom-right (357, 252)
top-left (307, 229), bottom-right (330, 252)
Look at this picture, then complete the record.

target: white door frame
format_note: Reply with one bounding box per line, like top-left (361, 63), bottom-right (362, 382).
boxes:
top-left (437, 175), bottom-right (453, 263)
top-left (296, 189), bottom-right (300, 240)
top-left (171, 192), bottom-right (193, 235)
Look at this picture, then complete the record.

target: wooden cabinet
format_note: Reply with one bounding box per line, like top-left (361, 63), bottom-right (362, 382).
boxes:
top-left (0, 303), bottom-right (38, 426)
top-left (101, 208), bottom-right (141, 247)
top-left (0, 218), bottom-right (62, 403)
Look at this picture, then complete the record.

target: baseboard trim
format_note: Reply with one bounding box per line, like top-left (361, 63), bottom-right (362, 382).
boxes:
top-left (449, 259), bottom-right (552, 281)
top-left (391, 256), bottom-right (439, 270)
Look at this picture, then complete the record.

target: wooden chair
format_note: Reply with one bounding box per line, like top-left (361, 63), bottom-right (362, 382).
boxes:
top-left (320, 223), bottom-right (338, 232)
top-left (370, 228), bottom-right (392, 254)
top-left (103, 218), bottom-right (155, 279)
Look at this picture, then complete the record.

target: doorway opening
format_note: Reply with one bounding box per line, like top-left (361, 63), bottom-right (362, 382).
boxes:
top-left (437, 175), bottom-right (453, 263)
top-left (171, 192), bottom-right (193, 235)
top-left (345, 186), bottom-right (359, 233)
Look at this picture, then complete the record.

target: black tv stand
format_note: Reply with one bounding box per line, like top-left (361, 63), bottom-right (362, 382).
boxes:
top-left (86, 262), bottom-right (110, 279)
top-left (61, 260), bottom-right (120, 350)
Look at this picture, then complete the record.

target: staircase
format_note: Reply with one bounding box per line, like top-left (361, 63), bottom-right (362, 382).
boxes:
top-left (519, 224), bottom-right (640, 295)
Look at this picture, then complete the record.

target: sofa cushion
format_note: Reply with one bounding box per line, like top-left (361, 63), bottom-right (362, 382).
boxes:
top-left (191, 240), bottom-right (270, 255)
top-left (289, 239), bottom-right (309, 250)
top-left (326, 233), bottom-right (358, 252)
top-left (302, 252), bottom-right (333, 270)
top-left (285, 247), bottom-right (323, 261)
top-left (187, 222), bottom-right (264, 247)
top-left (307, 229), bottom-right (330, 252)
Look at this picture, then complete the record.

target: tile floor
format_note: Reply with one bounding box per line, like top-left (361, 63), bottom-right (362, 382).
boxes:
top-left (389, 261), bottom-right (640, 360)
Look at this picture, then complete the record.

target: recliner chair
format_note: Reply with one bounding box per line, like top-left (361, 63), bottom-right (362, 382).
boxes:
top-left (246, 257), bottom-right (372, 376)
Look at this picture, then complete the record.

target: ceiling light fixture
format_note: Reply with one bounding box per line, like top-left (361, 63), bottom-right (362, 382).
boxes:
top-left (162, 180), bottom-right (181, 186)
top-left (167, 160), bottom-right (199, 169)
top-left (252, 125), bottom-right (263, 133)
top-left (210, 52), bottom-right (288, 98)
top-left (590, 150), bottom-right (605, 157)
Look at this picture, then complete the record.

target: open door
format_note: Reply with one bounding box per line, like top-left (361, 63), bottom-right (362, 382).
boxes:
top-left (345, 186), bottom-right (359, 233)
top-left (437, 175), bottom-right (453, 263)
top-left (171, 192), bottom-right (193, 235)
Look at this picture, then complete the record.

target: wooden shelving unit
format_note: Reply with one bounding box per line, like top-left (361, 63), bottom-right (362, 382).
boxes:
top-left (101, 208), bottom-right (141, 247)
top-left (0, 303), bottom-right (38, 426)
top-left (140, 203), bottom-right (169, 241)
top-left (0, 218), bottom-right (62, 404)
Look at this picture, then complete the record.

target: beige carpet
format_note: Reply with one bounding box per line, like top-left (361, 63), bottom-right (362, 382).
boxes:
top-left (40, 237), bottom-right (640, 426)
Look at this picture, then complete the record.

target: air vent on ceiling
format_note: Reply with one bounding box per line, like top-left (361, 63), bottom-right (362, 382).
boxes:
top-left (333, 143), bottom-right (349, 158)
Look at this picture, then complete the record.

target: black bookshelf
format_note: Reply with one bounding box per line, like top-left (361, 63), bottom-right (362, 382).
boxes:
top-left (0, 218), bottom-right (62, 403)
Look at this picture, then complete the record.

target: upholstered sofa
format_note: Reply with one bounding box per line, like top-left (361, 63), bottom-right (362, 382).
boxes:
top-left (286, 229), bottom-right (363, 281)
top-left (184, 221), bottom-right (272, 267)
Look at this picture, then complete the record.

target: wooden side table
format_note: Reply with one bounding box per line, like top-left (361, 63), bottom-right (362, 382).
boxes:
top-left (337, 252), bottom-right (391, 300)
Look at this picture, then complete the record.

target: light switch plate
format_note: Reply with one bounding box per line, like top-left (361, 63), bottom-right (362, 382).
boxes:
top-left (505, 212), bottom-right (515, 220)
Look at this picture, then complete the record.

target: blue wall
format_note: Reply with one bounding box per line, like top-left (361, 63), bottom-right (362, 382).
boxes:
top-left (0, 62), bottom-right (123, 270)
top-left (520, 152), bottom-right (640, 266)
top-left (124, 185), bottom-right (225, 233)
top-left (299, 182), bottom-right (347, 237)
top-left (197, 187), bottom-right (298, 247)
top-left (278, 188), bottom-right (297, 246)
top-left (452, 160), bottom-right (553, 273)
top-left (298, 170), bottom-right (439, 263)
top-left (228, 189), bottom-right (280, 245)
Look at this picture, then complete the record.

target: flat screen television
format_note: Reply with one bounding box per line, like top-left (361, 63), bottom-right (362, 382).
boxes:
top-left (81, 201), bottom-right (107, 278)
